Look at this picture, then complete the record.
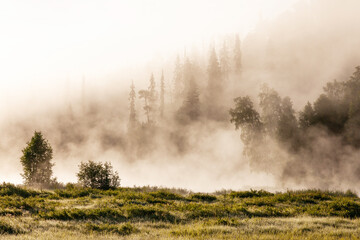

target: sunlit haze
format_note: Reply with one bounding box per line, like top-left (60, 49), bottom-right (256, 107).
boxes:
top-left (2, 0), bottom-right (360, 192)
top-left (0, 0), bottom-right (296, 97)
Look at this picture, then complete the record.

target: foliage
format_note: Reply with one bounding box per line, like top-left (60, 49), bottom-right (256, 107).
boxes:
top-left (128, 81), bottom-right (138, 132)
top-left (77, 161), bottom-right (120, 190)
top-left (20, 131), bottom-right (54, 187)
top-left (299, 102), bottom-right (316, 129)
top-left (85, 222), bottom-right (137, 235)
top-left (138, 73), bottom-right (158, 125)
top-left (0, 220), bottom-right (24, 235)
top-left (229, 190), bottom-right (274, 199)
top-left (160, 70), bottom-right (165, 117)
top-left (190, 193), bottom-right (217, 202)
top-left (0, 183), bottom-right (38, 198)
top-left (206, 47), bottom-right (224, 119)
top-left (176, 77), bottom-right (201, 124)
top-left (234, 34), bottom-right (242, 73)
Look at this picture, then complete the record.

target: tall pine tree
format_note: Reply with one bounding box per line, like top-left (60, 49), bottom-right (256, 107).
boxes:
top-left (176, 76), bottom-right (200, 124)
top-left (173, 55), bottom-right (183, 105)
top-left (234, 34), bottom-right (242, 74)
top-left (128, 81), bottom-right (137, 131)
top-left (206, 47), bottom-right (223, 119)
top-left (220, 40), bottom-right (230, 79)
top-left (160, 70), bottom-right (165, 118)
top-left (139, 73), bottom-right (157, 124)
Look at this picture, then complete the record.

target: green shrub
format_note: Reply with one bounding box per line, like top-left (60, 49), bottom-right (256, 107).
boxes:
top-left (229, 190), bottom-right (274, 198)
top-left (39, 208), bottom-right (126, 222)
top-left (215, 218), bottom-right (238, 226)
top-left (148, 190), bottom-right (184, 201)
top-left (127, 206), bottom-right (177, 222)
top-left (185, 207), bottom-right (217, 219)
top-left (55, 187), bottom-right (100, 198)
top-left (190, 193), bottom-right (217, 202)
top-left (0, 209), bottom-right (22, 216)
top-left (0, 183), bottom-right (38, 198)
top-left (328, 200), bottom-right (360, 219)
top-left (85, 223), bottom-right (138, 235)
top-left (0, 221), bottom-right (23, 235)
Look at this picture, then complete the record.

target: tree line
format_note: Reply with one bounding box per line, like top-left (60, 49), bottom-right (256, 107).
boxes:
top-left (229, 66), bottom-right (360, 183)
top-left (126, 34), bottom-right (242, 156)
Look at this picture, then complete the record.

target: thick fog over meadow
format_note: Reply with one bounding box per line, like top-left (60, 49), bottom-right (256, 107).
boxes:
top-left (1, 0), bottom-right (360, 192)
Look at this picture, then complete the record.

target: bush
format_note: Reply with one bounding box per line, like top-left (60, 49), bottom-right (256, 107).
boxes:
top-left (190, 193), bottom-right (217, 202)
top-left (0, 183), bottom-right (38, 198)
top-left (77, 161), bottom-right (120, 190)
top-left (39, 208), bottom-right (126, 221)
top-left (229, 190), bottom-right (274, 198)
top-left (148, 190), bottom-right (184, 200)
top-left (126, 206), bottom-right (177, 222)
top-left (85, 223), bottom-right (138, 235)
top-left (0, 221), bottom-right (23, 235)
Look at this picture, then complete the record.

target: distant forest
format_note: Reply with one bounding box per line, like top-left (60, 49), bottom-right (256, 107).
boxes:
top-left (2, 0), bottom-right (360, 190)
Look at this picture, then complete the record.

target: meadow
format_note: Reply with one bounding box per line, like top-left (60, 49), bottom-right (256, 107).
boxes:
top-left (1, 183), bottom-right (360, 239)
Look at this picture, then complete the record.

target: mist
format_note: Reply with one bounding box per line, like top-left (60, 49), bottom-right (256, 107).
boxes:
top-left (1, 0), bottom-right (360, 192)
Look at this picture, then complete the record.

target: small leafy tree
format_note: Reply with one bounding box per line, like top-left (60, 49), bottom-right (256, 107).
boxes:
top-left (77, 160), bottom-right (120, 189)
top-left (20, 131), bottom-right (54, 187)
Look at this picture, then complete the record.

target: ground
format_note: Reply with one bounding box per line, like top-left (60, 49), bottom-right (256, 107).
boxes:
top-left (1, 184), bottom-right (360, 239)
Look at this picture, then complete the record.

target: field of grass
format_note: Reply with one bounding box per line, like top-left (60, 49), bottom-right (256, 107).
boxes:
top-left (1, 183), bottom-right (360, 239)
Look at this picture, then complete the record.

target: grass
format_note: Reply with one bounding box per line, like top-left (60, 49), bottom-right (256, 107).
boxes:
top-left (1, 183), bottom-right (360, 239)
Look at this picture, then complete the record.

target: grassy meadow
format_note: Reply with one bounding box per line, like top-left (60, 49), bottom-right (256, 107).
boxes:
top-left (1, 183), bottom-right (360, 239)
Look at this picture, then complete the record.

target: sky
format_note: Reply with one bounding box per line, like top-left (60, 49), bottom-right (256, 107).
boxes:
top-left (0, 0), bottom-right (298, 100)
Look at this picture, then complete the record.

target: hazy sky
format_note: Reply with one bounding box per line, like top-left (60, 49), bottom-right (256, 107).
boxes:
top-left (0, 0), bottom-right (298, 97)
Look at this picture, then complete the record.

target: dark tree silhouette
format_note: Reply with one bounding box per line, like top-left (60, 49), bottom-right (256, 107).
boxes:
top-left (139, 73), bottom-right (158, 125)
top-left (277, 96), bottom-right (299, 149)
top-left (220, 40), bottom-right (230, 79)
top-left (258, 84), bottom-right (282, 136)
top-left (299, 102), bottom-right (316, 129)
top-left (206, 47), bottom-right (223, 119)
top-left (160, 70), bottom-right (165, 118)
top-left (234, 34), bottom-right (242, 74)
top-left (173, 55), bottom-right (183, 104)
top-left (128, 81), bottom-right (137, 131)
top-left (176, 77), bottom-right (200, 124)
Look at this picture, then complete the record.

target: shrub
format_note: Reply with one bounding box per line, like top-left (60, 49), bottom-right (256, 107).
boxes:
top-left (85, 223), bottom-right (138, 235)
top-left (190, 193), bottom-right (217, 202)
top-left (0, 221), bottom-right (23, 235)
top-left (77, 161), bottom-right (120, 190)
top-left (0, 183), bottom-right (37, 198)
top-left (126, 206), bottom-right (177, 222)
top-left (148, 190), bottom-right (184, 200)
top-left (39, 208), bottom-right (126, 221)
top-left (229, 190), bottom-right (274, 198)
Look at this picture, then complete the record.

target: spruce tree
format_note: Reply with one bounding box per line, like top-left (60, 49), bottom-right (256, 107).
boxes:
top-left (173, 55), bottom-right (183, 104)
top-left (139, 73), bottom-right (157, 124)
top-left (138, 90), bottom-right (150, 124)
top-left (206, 47), bottom-right (223, 119)
top-left (128, 81), bottom-right (137, 131)
top-left (182, 58), bottom-right (193, 92)
top-left (220, 40), bottom-right (230, 79)
top-left (160, 70), bottom-right (165, 118)
top-left (148, 73), bottom-right (157, 122)
top-left (234, 34), bottom-right (242, 74)
top-left (176, 77), bottom-right (200, 123)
